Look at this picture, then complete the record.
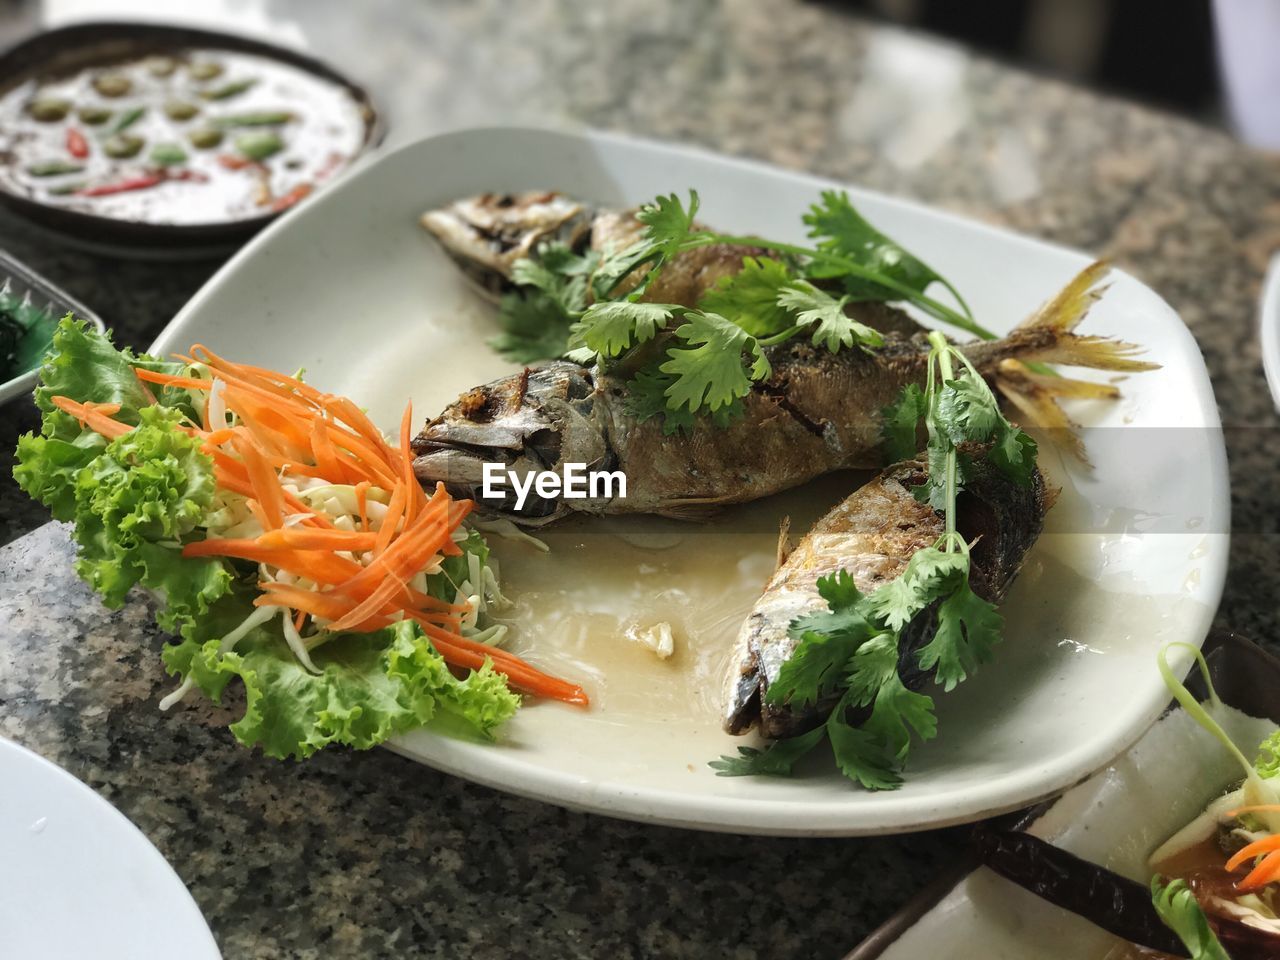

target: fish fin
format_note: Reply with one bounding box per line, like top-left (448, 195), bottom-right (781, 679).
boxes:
top-left (1019, 260), bottom-right (1113, 334)
top-left (995, 360), bottom-right (1091, 465)
top-left (974, 261), bottom-right (1161, 374)
top-left (776, 516), bottom-right (794, 569)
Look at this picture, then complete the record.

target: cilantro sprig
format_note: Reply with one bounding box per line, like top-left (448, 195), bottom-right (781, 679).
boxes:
top-left (491, 188), bottom-right (988, 432)
top-left (714, 332), bottom-right (1037, 790)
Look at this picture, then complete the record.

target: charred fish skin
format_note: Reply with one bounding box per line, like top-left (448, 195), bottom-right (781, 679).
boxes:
top-left (723, 458), bottom-right (1052, 739)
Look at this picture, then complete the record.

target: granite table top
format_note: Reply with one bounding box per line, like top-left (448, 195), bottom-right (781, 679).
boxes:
top-left (2, 0), bottom-right (1279, 957)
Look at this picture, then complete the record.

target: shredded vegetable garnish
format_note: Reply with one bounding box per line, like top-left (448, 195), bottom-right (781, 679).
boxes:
top-left (52, 343), bottom-right (587, 707)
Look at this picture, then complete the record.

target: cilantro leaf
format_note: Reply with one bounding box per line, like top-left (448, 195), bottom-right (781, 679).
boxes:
top-left (659, 311), bottom-right (770, 413)
top-left (818, 568), bottom-right (863, 610)
top-left (624, 366), bottom-right (744, 434)
top-left (636, 190), bottom-right (701, 252)
top-left (534, 242), bottom-right (599, 279)
top-left (491, 290), bottom-right (577, 363)
top-left (571, 301), bottom-right (676, 359)
top-left (881, 383), bottom-right (927, 462)
top-left (1150, 877), bottom-right (1231, 960)
top-left (492, 242), bottom-right (598, 363)
top-left (773, 571), bottom-right (876, 708)
top-left (916, 578), bottom-right (1002, 691)
top-left (845, 633), bottom-right (937, 761)
top-left (935, 377), bottom-right (1002, 445)
top-left (989, 422), bottom-right (1038, 487)
top-left (827, 711), bottom-right (903, 791)
top-left (697, 256), bottom-right (795, 337)
top-left (777, 280), bottom-right (885, 353)
top-left (768, 629), bottom-right (865, 710)
top-left (710, 725), bottom-right (826, 777)
top-left (866, 547), bottom-right (966, 631)
top-left (590, 241), bottom-right (661, 301)
top-left (802, 190), bottom-right (946, 302)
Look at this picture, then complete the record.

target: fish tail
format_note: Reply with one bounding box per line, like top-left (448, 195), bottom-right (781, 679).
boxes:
top-left (967, 261), bottom-right (1161, 374)
top-left (964, 261), bottom-right (1159, 463)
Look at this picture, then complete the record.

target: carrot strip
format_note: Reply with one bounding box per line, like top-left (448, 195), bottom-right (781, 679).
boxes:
top-left (373, 481), bottom-right (408, 556)
top-left (407, 615), bottom-right (589, 705)
top-left (293, 608), bottom-right (306, 632)
top-left (232, 433), bottom-right (286, 529)
top-left (1226, 834), bottom-right (1280, 873)
top-left (323, 575), bottom-right (411, 633)
top-left (133, 368), bottom-right (212, 391)
top-left (258, 528), bottom-right (379, 551)
top-left (398, 401), bottom-right (426, 520)
top-left (1239, 848), bottom-right (1280, 892)
top-left (256, 583), bottom-right (392, 632)
top-left (50, 396), bottom-right (133, 440)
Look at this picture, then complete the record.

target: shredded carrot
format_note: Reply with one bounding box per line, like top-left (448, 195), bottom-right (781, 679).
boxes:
top-left (60, 345), bottom-right (587, 706)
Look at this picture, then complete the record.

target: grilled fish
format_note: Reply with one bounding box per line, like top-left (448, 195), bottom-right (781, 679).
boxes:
top-left (725, 457), bottom-right (1053, 738)
top-left (417, 192), bottom-right (1152, 523)
top-left (412, 265), bottom-right (1148, 523)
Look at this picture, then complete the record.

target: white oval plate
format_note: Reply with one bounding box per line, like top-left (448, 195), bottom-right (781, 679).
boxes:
top-left (151, 127), bottom-right (1228, 836)
top-left (0, 737), bottom-right (220, 959)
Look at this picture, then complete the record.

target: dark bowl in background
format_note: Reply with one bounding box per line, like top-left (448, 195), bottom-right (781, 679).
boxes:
top-left (0, 21), bottom-right (384, 258)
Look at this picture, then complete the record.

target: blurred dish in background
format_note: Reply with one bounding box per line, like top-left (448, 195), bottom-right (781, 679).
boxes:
top-left (0, 21), bottom-right (381, 257)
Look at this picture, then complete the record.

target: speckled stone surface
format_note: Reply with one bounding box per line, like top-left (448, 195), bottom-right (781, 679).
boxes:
top-left (3, 0), bottom-right (1280, 956)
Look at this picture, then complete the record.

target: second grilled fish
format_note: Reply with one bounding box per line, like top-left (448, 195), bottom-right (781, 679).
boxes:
top-left (723, 457), bottom-right (1053, 738)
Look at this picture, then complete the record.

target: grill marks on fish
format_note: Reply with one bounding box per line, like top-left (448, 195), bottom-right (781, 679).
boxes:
top-left (724, 458), bottom-right (1054, 738)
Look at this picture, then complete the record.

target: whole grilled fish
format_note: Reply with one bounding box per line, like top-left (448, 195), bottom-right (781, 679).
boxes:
top-left (725, 457), bottom-right (1053, 738)
top-left (416, 193), bottom-right (1151, 523)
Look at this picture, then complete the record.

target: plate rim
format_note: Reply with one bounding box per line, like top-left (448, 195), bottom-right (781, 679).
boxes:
top-left (150, 124), bottom-right (1231, 836)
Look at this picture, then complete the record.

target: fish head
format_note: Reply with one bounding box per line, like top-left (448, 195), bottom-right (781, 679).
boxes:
top-left (411, 361), bottom-right (611, 525)
top-left (420, 192), bottom-right (590, 300)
